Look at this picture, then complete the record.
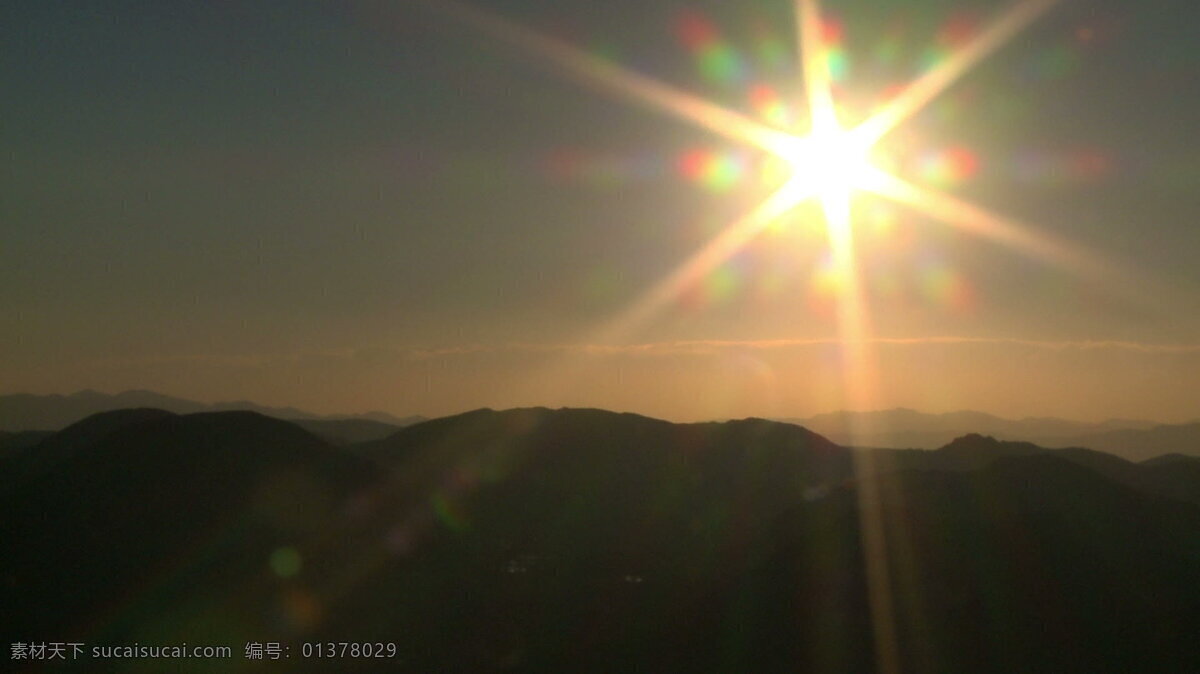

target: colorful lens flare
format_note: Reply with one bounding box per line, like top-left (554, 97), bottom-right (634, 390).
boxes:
top-left (920, 261), bottom-right (975, 311)
top-left (675, 9), bottom-right (746, 85)
top-left (914, 146), bottom-right (980, 187)
top-left (678, 148), bottom-right (746, 192)
top-left (749, 83), bottom-right (791, 127)
top-left (411, 2), bottom-right (1134, 670)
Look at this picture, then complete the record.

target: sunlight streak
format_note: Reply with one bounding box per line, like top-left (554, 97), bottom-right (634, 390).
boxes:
top-left (797, 2), bottom-right (899, 668)
top-left (402, 4), bottom-right (1127, 664)
top-left (595, 179), bottom-right (816, 344)
top-left (820, 157), bottom-right (900, 674)
top-left (776, 128), bottom-right (876, 212)
top-left (319, 5), bottom-right (1190, 668)
top-left (414, 0), bottom-right (1108, 346)
top-left (415, 0), bottom-right (794, 154)
top-left (797, 0), bottom-right (837, 132)
top-left (796, 0), bottom-right (902, 662)
top-left (864, 168), bottom-right (1112, 282)
top-left (856, 0), bottom-right (1062, 146)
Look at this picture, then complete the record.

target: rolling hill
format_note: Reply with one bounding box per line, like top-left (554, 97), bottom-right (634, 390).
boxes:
top-left (3, 407), bottom-right (1199, 672)
top-left (781, 408), bottom-right (1199, 459)
top-left (0, 389), bottom-right (424, 431)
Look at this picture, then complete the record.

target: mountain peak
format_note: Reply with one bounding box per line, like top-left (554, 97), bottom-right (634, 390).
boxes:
top-left (0, 390), bottom-right (425, 432)
top-left (946, 432), bottom-right (1000, 446)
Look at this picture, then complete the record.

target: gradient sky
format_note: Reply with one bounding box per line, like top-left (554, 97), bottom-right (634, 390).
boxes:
top-left (3, 0), bottom-right (1199, 422)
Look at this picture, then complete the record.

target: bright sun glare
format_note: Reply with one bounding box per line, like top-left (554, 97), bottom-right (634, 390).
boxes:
top-left (415, 1), bottom-right (1100, 672)
top-left (773, 120), bottom-right (879, 215)
top-left (419, 0), bottom-right (1112, 364)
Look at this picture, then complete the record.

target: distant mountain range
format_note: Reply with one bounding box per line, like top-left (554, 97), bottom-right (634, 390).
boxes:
top-left (3, 406), bottom-right (1199, 671)
top-left (0, 389), bottom-right (425, 432)
top-left (782, 408), bottom-right (1200, 460)
top-left (5, 392), bottom-right (1198, 461)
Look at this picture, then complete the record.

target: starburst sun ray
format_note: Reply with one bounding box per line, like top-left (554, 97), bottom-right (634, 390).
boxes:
top-left (855, 0), bottom-right (1062, 147)
top-left (414, 0), bottom-right (793, 155)
top-left (592, 179), bottom-right (817, 344)
top-left (863, 168), bottom-right (1114, 282)
top-left (413, 0), bottom-right (1103, 344)
top-left (790, 2), bottom-right (900, 670)
top-left (407, 2), bottom-right (1111, 672)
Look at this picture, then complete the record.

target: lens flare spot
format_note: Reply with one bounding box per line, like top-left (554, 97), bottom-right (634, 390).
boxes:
top-left (820, 17), bottom-right (843, 45)
top-left (705, 265), bottom-right (740, 302)
top-left (824, 46), bottom-right (850, 82)
top-left (269, 547), bottom-right (302, 579)
top-left (674, 9), bottom-right (719, 50)
top-left (749, 83), bottom-right (791, 127)
top-left (280, 588), bottom-right (322, 631)
top-left (914, 146), bottom-right (979, 187)
top-left (938, 13), bottom-right (980, 49)
top-left (698, 42), bottom-right (744, 84)
top-left (920, 264), bottom-right (974, 311)
top-left (433, 492), bottom-right (469, 532)
top-left (678, 149), bottom-right (744, 192)
top-left (918, 45), bottom-right (951, 74)
top-left (673, 9), bottom-right (744, 85)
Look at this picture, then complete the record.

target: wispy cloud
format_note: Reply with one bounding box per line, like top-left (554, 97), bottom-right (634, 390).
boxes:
top-left (82, 336), bottom-right (1200, 370)
top-left (410, 337), bottom-right (1200, 358)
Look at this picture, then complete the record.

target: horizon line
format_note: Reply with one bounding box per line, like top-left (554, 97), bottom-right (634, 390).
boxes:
top-left (3, 388), bottom-right (1197, 428)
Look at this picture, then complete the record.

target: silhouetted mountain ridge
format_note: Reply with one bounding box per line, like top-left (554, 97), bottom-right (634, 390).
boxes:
top-left (4, 407), bottom-right (1200, 672)
top-left (780, 408), bottom-right (1199, 459)
top-left (0, 430), bottom-right (52, 458)
top-left (0, 389), bottom-right (425, 431)
top-left (290, 417), bottom-right (403, 445)
top-left (1, 408), bottom-right (175, 494)
top-left (884, 433), bottom-right (1200, 507)
top-left (1, 410), bottom-right (377, 640)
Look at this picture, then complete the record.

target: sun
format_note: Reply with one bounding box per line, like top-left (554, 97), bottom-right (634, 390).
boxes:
top-left (418, 0), bottom-right (1083, 304)
top-left (771, 118), bottom-right (880, 219)
top-left (417, 2), bottom-right (1089, 670)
